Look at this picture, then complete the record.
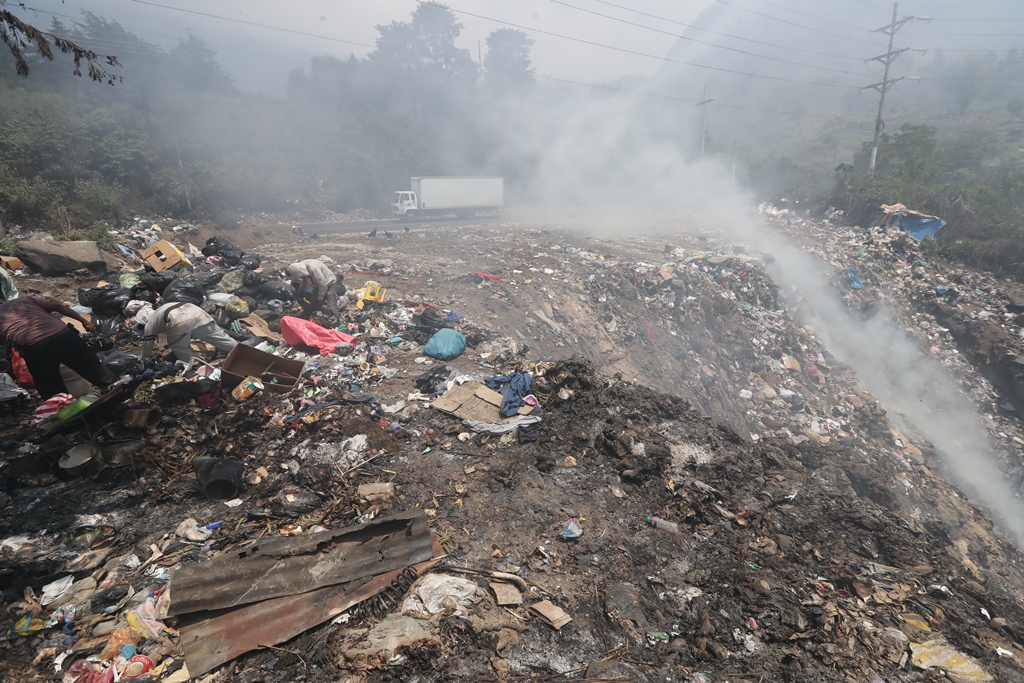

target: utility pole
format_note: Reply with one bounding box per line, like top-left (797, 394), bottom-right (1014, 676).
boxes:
top-left (696, 84), bottom-right (714, 157)
top-left (864, 2), bottom-right (927, 177)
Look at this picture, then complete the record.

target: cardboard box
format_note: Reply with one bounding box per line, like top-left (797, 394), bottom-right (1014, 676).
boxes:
top-left (0, 256), bottom-right (24, 270)
top-left (140, 240), bottom-right (190, 272)
top-left (221, 344), bottom-right (305, 394)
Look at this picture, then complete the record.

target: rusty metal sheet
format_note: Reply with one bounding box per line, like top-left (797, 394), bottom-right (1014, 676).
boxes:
top-left (178, 533), bottom-right (445, 677)
top-left (169, 510), bottom-right (433, 616)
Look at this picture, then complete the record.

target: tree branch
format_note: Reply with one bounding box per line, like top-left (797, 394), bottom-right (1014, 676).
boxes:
top-left (0, 8), bottom-right (121, 83)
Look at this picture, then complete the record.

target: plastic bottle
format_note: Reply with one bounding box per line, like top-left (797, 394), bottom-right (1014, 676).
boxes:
top-left (646, 515), bottom-right (680, 533)
top-left (57, 393), bottom-right (99, 420)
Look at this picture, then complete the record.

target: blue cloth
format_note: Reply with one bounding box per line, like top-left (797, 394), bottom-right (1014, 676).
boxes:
top-left (485, 372), bottom-right (532, 418)
top-left (424, 328), bottom-right (466, 360)
top-left (848, 265), bottom-right (864, 290)
top-left (898, 215), bottom-right (946, 241)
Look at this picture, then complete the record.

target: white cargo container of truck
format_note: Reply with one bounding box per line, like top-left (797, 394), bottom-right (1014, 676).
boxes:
top-left (391, 177), bottom-right (503, 221)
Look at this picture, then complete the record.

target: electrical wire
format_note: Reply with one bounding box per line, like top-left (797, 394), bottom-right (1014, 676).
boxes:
top-left (549, 0), bottom-right (875, 78)
top-left (745, 0), bottom-right (879, 31)
top-left (714, 0), bottom-right (879, 45)
top-left (420, 1), bottom-right (863, 88)
top-left (584, 0), bottom-right (868, 63)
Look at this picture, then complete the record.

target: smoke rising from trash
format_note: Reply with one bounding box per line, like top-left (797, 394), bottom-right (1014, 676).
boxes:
top-left (493, 86), bottom-right (1024, 546)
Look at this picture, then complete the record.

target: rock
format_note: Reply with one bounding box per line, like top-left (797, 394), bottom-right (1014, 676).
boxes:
top-left (17, 240), bottom-right (107, 276)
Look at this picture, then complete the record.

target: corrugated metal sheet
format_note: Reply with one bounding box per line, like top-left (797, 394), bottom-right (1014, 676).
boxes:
top-left (169, 511), bottom-right (433, 616)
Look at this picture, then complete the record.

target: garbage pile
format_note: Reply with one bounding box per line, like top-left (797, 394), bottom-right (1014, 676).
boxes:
top-left (1, 223), bottom-right (1024, 682)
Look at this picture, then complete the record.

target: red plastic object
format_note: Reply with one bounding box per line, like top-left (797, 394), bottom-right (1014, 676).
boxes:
top-left (279, 316), bottom-right (357, 356)
top-left (11, 349), bottom-right (33, 388)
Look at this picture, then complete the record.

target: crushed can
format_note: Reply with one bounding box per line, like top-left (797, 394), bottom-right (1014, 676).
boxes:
top-left (231, 376), bottom-right (264, 401)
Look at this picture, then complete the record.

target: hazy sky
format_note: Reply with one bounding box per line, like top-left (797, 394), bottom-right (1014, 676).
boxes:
top-left (15, 0), bottom-right (712, 93)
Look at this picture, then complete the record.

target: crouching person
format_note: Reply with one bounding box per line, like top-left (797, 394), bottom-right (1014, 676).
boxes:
top-left (288, 259), bottom-right (342, 317)
top-left (0, 297), bottom-right (113, 400)
top-left (139, 302), bottom-right (237, 361)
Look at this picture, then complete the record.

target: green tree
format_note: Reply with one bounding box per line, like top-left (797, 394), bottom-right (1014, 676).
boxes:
top-left (483, 28), bottom-right (534, 94)
top-left (168, 31), bottom-right (233, 94)
top-left (0, 1), bottom-right (119, 82)
top-left (942, 57), bottom-right (984, 116)
top-left (370, 4), bottom-right (476, 84)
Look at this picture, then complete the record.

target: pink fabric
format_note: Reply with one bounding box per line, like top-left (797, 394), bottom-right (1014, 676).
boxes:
top-left (280, 316), bottom-right (357, 355)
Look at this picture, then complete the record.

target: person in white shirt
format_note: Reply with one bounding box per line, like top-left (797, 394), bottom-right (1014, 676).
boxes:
top-left (287, 259), bottom-right (342, 317)
top-left (138, 302), bottom-right (237, 361)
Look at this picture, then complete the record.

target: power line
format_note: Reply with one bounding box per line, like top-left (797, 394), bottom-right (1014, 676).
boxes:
top-left (584, 0), bottom-right (867, 63)
top-left (423, 1), bottom-right (863, 89)
top-left (714, 0), bottom-right (879, 46)
top-left (124, 0), bottom-right (845, 115)
top-left (549, 0), bottom-right (875, 78)
top-left (747, 0), bottom-right (878, 31)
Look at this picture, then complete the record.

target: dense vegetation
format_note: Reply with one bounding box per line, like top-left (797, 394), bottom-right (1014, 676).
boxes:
top-left (1, 4), bottom-right (1024, 275)
top-left (0, 6), bottom-right (534, 234)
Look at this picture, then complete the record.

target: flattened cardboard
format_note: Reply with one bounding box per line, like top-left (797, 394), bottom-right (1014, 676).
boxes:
top-left (433, 382), bottom-right (533, 423)
top-left (240, 313), bottom-right (283, 343)
top-left (531, 600), bottom-right (572, 629)
top-left (490, 582), bottom-right (523, 606)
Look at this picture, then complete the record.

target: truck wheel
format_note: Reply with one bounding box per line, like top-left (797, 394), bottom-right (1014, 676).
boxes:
top-left (406, 210), bottom-right (418, 221)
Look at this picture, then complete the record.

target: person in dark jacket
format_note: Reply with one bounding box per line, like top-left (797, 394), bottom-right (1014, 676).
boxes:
top-left (0, 297), bottom-right (112, 399)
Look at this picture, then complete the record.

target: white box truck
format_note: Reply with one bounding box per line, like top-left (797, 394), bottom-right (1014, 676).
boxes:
top-left (391, 176), bottom-right (503, 221)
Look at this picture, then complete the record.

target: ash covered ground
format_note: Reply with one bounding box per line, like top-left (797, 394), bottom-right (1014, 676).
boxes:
top-left (4, 216), bottom-right (1024, 683)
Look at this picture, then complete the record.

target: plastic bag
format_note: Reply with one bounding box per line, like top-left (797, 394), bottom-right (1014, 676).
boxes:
top-left (424, 328), bottom-right (466, 361)
top-left (280, 316), bottom-right (357, 355)
top-left (187, 269), bottom-right (226, 288)
top-left (118, 273), bottom-right (142, 289)
top-left (240, 254), bottom-right (262, 270)
top-left (130, 283), bottom-right (157, 304)
top-left (225, 298), bottom-right (249, 320)
top-left (201, 236), bottom-right (245, 266)
top-left (101, 352), bottom-right (143, 376)
top-left (257, 280), bottom-right (296, 303)
top-left (140, 272), bottom-right (177, 294)
top-left (220, 268), bottom-right (246, 293)
top-left (162, 278), bottom-right (206, 306)
top-left (11, 349), bottom-right (33, 388)
top-left (77, 285), bottom-right (132, 316)
top-left (92, 314), bottom-right (126, 337)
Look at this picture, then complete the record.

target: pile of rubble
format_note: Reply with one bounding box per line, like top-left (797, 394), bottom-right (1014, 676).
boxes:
top-left (2, 219), bottom-right (1024, 683)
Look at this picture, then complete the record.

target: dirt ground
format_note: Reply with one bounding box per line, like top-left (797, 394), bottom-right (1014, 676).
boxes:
top-left (4, 219), bottom-right (1024, 683)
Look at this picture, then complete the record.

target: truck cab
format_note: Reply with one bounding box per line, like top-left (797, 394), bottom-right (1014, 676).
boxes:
top-left (392, 191), bottom-right (418, 219)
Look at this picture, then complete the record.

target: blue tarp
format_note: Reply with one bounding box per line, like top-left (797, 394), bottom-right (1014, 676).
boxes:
top-left (898, 215), bottom-right (946, 241)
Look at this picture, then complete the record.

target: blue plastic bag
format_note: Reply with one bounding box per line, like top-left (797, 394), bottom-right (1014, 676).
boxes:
top-left (424, 328), bottom-right (466, 361)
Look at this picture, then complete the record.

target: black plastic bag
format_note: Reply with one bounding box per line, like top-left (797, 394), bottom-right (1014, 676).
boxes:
top-left (81, 333), bottom-right (114, 352)
top-left (140, 272), bottom-right (177, 294)
top-left (92, 314), bottom-right (126, 337)
top-left (130, 283), bottom-right (157, 304)
top-left (201, 236), bottom-right (245, 266)
top-left (162, 278), bottom-right (206, 306)
top-left (415, 365), bottom-right (453, 395)
top-left (257, 280), bottom-right (296, 303)
top-left (155, 378), bottom-right (218, 407)
top-left (240, 254), bottom-right (262, 270)
top-left (78, 285), bottom-right (132, 316)
top-left (187, 268), bottom-right (226, 288)
top-left (101, 352), bottom-right (143, 376)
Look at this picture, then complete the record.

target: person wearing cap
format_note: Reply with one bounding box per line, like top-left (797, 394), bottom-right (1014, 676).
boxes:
top-left (138, 302), bottom-right (237, 361)
top-left (0, 296), bottom-right (112, 399)
top-left (287, 259), bottom-right (342, 317)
